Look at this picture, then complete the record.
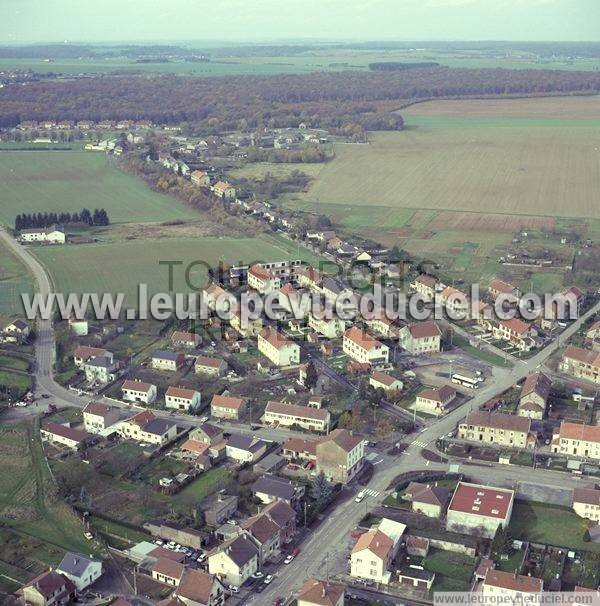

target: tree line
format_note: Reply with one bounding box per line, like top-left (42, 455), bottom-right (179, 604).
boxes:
top-left (15, 208), bottom-right (110, 231)
top-left (2, 66), bottom-right (598, 132)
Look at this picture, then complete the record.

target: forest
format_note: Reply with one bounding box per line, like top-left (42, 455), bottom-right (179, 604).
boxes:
top-left (1, 66), bottom-right (599, 131)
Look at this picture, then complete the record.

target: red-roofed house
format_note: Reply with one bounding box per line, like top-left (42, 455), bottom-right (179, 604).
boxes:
top-left (446, 482), bottom-right (514, 538)
top-left (492, 318), bottom-right (538, 351)
top-left (482, 569), bottom-right (542, 600)
top-left (369, 371), bottom-right (403, 392)
top-left (165, 386), bottom-right (201, 412)
top-left (40, 423), bottom-right (92, 450)
top-left (122, 379), bottom-right (157, 404)
top-left (552, 421), bottom-right (600, 460)
top-left (411, 274), bottom-right (438, 301)
top-left (210, 394), bottom-right (247, 420)
top-left (458, 411), bottom-right (535, 449)
top-left (399, 321), bottom-right (441, 354)
top-left (517, 371), bottom-right (551, 420)
top-left (488, 279), bottom-right (521, 301)
top-left (297, 578), bottom-right (345, 606)
top-left (560, 345), bottom-right (600, 385)
top-left (258, 328), bottom-right (300, 367)
top-left (414, 385), bottom-right (457, 416)
top-left (264, 401), bottom-right (330, 432)
top-left (343, 327), bottom-right (389, 365)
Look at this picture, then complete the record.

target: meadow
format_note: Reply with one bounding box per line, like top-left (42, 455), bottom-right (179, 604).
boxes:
top-left (33, 233), bottom-right (325, 307)
top-left (0, 239), bottom-right (34, 321)
top-left (0, 151), bottom-right (199, 226)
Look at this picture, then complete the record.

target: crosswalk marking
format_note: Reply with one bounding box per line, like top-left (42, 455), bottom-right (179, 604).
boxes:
top-left (411, 440), bottom-right (428, 448)
top-left (363, 488), bottom-right (380, 498)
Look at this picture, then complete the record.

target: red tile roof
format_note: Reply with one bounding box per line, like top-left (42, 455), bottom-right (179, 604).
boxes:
top-left (259, 327), bottom-right (295, 350)
top-left (484, 569), bottom-right (542, 593)
top-left (563, 345), bottom-right (600, 368)
top-left (449, 482), bottom-right (514, 519)
top-left (407, 321), bottom-right (441, 339)
top-left (297, 578), bottom-right (345, 606)
top-left (463, 411), bottom-right (531, 433)
top-left (558, 421), bottom-right (600, 444)
top-left (83, 401), bottom-right (117, 417)
top-left (166, 386), bottom-right (198, 400)
top-left (351, 528), bottom-right (393, 560)
top-left (265, 401), bottom-right (329, 422)
top-left (211, 394), bottom-right (245, 410)
top-left (42, 422), bottom-right (91, 443)
top-left (344, 326), bottom-right (383, 350)
top-left (122, 379), bottom-right (154, 393)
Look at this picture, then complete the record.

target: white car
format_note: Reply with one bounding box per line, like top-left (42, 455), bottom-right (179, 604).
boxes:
top-left (14, 402), bottom-right (28, 407)
top-left (251, 571), bottom-right (264, 579)
top-left (84, 532), bottom-right (94, 540)
top-left (284, 555), bottom-right (294, 564)
top-left (263, 575), bottom-right (274, 585)
top-left (197, 554), bottom-right (206, 563)
top-left (228, 585), bottom-right (239, 594)
top-left (226, 519), bottom-right (238, 525)
top-left (154, 539), bottom-right (163, 545)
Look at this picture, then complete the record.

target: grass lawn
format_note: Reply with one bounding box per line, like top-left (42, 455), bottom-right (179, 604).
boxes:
top-left (0, 151), bottom-right (200, 226)
top-left (423, 549), bottom-right (476, 583)
top-left (33, 232), bottom-right (325, 308)
top-left (452, 335), bottom-right (513, 368)
top-left (509, 500), bottom-right (599, 552)
top-left (0, 239), bottom-right (34, 319)
top-left (0, 421), bottom-right (100, 556)
top-left (496, 549), bottom-right (525, 573)
top-left (175, 467), bottom-right (229, 503)
top-left (0, 354), bottom-right (30, 372)
top-left (229, 162), bottom-right (325, 181)
top-left (88, 515), bottom-right (151, 545)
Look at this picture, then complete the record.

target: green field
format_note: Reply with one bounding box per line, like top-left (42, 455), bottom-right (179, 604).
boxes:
top-left (0, 151), bottom-right (199, 226)
top-left (0, 239), bottom-right (34, 321)
top-left (33, 233), bottom-right (325, 307)
top-left (509, 500), bottom-right (599, 552)
top-left (2, 48), bottom-right (600, 77)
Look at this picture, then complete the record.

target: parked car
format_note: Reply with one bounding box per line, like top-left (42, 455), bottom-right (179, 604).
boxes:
top-left (251, 571), bottom-right (264, 579)
top-left (284, 555), bottom-right (294, 564)
top-left (228, 585), bottom-right (239, 594)
top-left (263, 575), bottom-right (274, 585)
top-left (83, 532), bottom-right (93, 540)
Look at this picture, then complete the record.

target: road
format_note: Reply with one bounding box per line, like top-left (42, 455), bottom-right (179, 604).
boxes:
top-left (3, 226), bottom-right (600, 603)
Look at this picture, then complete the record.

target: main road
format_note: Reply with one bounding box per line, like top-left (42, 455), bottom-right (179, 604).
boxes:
top-left (2, 227), bottom-right (599, 603)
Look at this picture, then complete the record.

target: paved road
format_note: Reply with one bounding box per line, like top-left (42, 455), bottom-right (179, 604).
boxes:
top-left (3, 226), bottom-right (600, 603)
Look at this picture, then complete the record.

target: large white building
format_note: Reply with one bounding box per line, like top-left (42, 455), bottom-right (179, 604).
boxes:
top-left (82, 401), bottom-right (121, 434)
top-left (399, 321), bottom-right (441, 354)
top-left (257, 328), bottom-right (300, 367)
top-left (446, 482), bottom-right (514, 538)
top-left (19, 226), bottom-right (66, 244)
top-left (264, 401), bottom-right (330, 432)
top-left (552, 421), bottom-right (600, 460)
top-left (343, 326), bottom-right (389, 366)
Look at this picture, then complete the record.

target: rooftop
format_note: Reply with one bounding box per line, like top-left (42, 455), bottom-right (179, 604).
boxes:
top-left (449, 482), bottom-right (514, 519)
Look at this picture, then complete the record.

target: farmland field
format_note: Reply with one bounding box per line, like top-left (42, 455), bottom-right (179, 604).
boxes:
top-left (0, 239), bottom-right (34, 321)
top-left (0, 151), bottom-right (199, 225)
top-left (302, 125), bottom-right (600, 219)
top-left (33, 233), bottom-right (325, 307)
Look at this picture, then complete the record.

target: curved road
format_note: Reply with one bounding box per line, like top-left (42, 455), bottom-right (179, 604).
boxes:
top-left (3, 227), bottom-right (600, 603)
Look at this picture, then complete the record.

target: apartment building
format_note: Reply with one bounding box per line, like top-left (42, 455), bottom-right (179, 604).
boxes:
top-left (560, 345), bottom-right (600, 385)
top-left (264, 401), bottom-right (330, 432)
top-left (458, 411), bottom-right (535, 449)
top-left (398, 321), bottom-right (441, 355)
top-left (552, 421), bottom-right (600, 460)
top-left (343, 326), bottom-right (389, 365)
top-left (257, 328), bottom-right (300, 367)
top-left (517, 371), bottom-right (551, 419)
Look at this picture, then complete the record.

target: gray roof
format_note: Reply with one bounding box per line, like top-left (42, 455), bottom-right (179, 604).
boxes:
top-left (57, 552), bottom-right (100, 579)
top-left (144, 418), bottom-right (176, 436)
top-left (220, 535), bottom-right (258, 567)
top-left (227, 433), bottom-right (266, 453)
top-left (153, 350), bottom-right (181, 361)
top-left (252, 475), bottom-right (296, 501)
top-left (85, 356), bottom-right (113, 368)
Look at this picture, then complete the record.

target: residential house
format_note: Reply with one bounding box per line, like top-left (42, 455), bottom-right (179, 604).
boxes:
top-left (369, 371), bottom-right (403, 392)
top-left (414, 385), bottom-right (456, 417)
top-left (403, 482), bottom-right (450, 518)
top-left (560, 345), bottom-right (600, 385)
top-left (225, 434), bottom-right (268, 463)
top-left (19, 570), bottom-right (76, 606)
top-left (405, 535), bottom-right (430, 557)
top-left (195, 356), bottom-right (227, 377)
top-left (552, 421), bottom-right (600, 460)
top-left (40, 423), bottom-right (92, 450)
top-left (446, 482), bottom-right (515, 538)
top-left (282, 437), bottom-right (318, 463)
top-left (241, 512), bottom-right (281, 564)
top-left (257, 328), bottom-right (300, 367)
top-left (203, 283), bottom-right (234, 314)
top-left (350, 518), bottom-right (405, 585)
top-left (492, 318), bottom-right (538, 351)
top-left (165, 386), bottom-right (201, 412)
top-left (210, 394), bottom-right (246, 420)
top-left (262, 499), bottom-right (297, 544)
top-left (19, 226), bottom-right (66, 244)
top-left (316, 428), bottom-right (364, 484)
top-left (248, 264), bottom-right (280, 295)
top-left (297, 266), bottom-right (322, 291)
top-left (207, 534), bottom-right (259, 587)
top-left (152, 351), bottom-right (185, 372)
top-left (264, 401), bottom-right (330, 432)
top-left (151, 558), bottom-right (185, 586)
top-left (118, 410), bottom-right (177, 446)
top-left (439, 285), bottom-right (470, 317)
top-left (73, 346), bottom-right (111, 368)
top-left (488, 279), bottom-right (521, 302)
top-left (572, 485), bottom-right (600, 523)
top-left (399, 321), bottom-right (441, 355)
top-left (343, 327), bottom-right (389, 366)
top-left (517, 371), bottom-right (551, 419)
top-left (411, 274), bottom-right (438, 301)
top-left (84, 355), bottom-right (119, 384)
top-left (308, 312), bottom-right (346, 338)
top-left (251, 474), bottom-right (305, 506)
top-left (297, 578), bottom-right (345, 606)
top-left (82, 401), bottom-right (120, 434)
top-left (212, 181), bottom-right (236, 200)
top-left (1, 317), bottom-right (30, 343)
top-left (190, 170), bottom-right (211, 187)
top-left (482, 569), bottom-right (542, 602)
top-left (230, 307), bottom-right (263, 337)
top-left (171, 331), bottom-right (201, 349)
top-left (202, 493), bottom-right (238, 527)
top-left (279, 283), bottom-right (310, 317)
top-left (458, 411), bottom-right (535, 449)
top-left (173, 568), bottom-right (226, 606)
top-left (56, 552), bottom-right (103, 591)
top-left (122, 379), bottom-right (157, 404)
top-left (364, 309), bottom-right (399, 340)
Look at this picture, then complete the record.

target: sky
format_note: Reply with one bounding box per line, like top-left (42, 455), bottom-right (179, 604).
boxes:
top-left (0, 0), bottom-right (598, 44)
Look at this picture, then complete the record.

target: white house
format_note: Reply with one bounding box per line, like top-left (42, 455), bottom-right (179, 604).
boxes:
top-left (165, 386), bottom-right (201, 412)
top-left (343, 326), bottom-right (389, 366)
top-left (57, 552), bottom-right (103, 592)
top-left (264, 401), bottom-right (330, 432)
top-left (82, 401), bottom-right (121, 434)
top-left (207, 534), bottom-right (259, 587)
top-left (258, 328), bottom-right (300, 367)
top-left (122, 379), bottom-right (157, 404)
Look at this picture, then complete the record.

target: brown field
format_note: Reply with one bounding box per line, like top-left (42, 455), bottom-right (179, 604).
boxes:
top-left (428, 212), bottom-right (556, 232)
top-left (304, 126), bottom-right (600, 219)
top-left (403, 95), bottom-right (600, 119)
